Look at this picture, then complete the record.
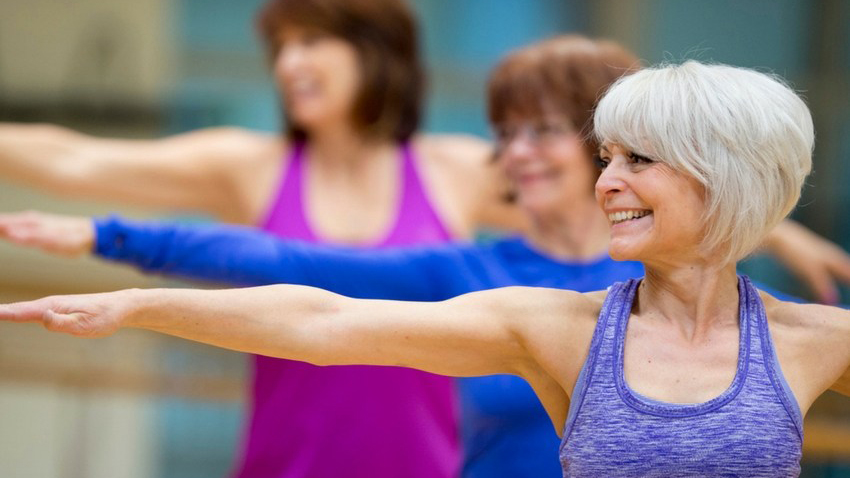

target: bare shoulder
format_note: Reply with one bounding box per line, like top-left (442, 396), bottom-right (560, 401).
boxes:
top-left (412, 134), bottom-right (518, 235)
top-left (761, 291), bottom-right (850, 340)
top-left (490, 285), bottom-right (603, 315)
top-left (415, 133), bottom-right (492, 164)
top-left (760, 290), bottom-right (850, 401)
top-left (484, 287), bottom-right (604, 353)
top-left (173, 128), bottom-right (286, 223)
top-left (182, 127), bottom-right (284, 165)
top-left (496, 287), bottom-right (606, 400)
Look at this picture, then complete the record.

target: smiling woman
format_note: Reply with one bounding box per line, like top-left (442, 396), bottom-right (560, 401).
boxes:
top-left (0, 60), bottom-right (848, 478)
top-left (595, 62), bottom-right (813, 264)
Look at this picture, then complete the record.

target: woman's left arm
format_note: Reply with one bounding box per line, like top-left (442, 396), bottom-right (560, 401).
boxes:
top-left (0, 285), bottom-right (583, 380)
top-left (762, 220), bottom-right (850, 304)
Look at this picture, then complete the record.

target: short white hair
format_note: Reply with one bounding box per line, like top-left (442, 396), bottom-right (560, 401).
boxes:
top-left (594, 61), bottom-right (814, 263)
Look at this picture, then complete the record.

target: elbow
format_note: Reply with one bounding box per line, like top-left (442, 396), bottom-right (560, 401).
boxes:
top-left (281, 293), bottom-right (349, 367)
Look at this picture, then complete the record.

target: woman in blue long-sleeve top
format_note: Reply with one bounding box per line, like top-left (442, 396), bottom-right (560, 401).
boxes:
top-left (0, 36), bottom-right (843, 478)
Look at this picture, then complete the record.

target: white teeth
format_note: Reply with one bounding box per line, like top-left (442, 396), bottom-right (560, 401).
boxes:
top-left (608, 210), bottom-right (651, 224)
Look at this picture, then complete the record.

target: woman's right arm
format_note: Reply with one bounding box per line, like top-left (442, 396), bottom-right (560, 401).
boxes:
top-left (0, 123), bottom-right (280, 222)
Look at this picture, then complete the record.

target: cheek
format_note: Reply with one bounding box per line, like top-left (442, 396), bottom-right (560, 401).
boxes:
top-left (328, 48), bottom-right (362, 96)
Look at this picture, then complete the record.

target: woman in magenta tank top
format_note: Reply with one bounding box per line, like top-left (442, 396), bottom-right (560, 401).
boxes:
top-left (230, 2), bottom-right (520, 477)
top-left (240, 139), bottom-right (460, 478)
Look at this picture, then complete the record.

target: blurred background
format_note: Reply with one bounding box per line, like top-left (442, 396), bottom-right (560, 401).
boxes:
top-left (0, 0), bottom-right (848, 476)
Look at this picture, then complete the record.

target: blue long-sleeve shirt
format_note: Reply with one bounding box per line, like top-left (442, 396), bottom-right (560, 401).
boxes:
top-left (91, 216), bottom-right (641, 478)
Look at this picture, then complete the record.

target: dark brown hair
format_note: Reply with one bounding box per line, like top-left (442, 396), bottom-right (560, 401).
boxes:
top-left (488, 35), bottom-right (642, 157)
top-left (256, 0), bottom-right (423, 142)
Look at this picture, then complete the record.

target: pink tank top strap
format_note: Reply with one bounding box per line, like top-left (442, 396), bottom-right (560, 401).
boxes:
top-left (259, 141), bottom-right (318, 241)
top-left (381, 142), bottom-right (454, 245)
top-left (260, 141), bottom-right (452, 245)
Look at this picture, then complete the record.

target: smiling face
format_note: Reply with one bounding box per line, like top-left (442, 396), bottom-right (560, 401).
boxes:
top-left (273, 25), bottom-right (361, 131)
top-left (495, 113), bottom-right (598, 215)
top-left (595, 142), bottom-right (707, 264)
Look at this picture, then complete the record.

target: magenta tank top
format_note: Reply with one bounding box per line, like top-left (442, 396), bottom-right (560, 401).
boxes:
top-left (230, 141), bottom-right (459, 478)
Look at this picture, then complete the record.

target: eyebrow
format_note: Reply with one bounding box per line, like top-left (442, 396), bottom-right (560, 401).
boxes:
top-left (599, 144), bottom-right (610, 153)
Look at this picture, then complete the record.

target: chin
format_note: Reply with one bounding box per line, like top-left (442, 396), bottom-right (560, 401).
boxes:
top-left (607, 240), bottom-right (643, 262)
top-left (515, 190), bottom-right (562, 212)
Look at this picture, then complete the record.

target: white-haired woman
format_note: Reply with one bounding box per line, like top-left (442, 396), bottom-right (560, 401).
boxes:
top-left (2, 61), bottom-right (848, 477)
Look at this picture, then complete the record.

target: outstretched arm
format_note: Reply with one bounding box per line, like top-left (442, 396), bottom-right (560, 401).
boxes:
top-left (0, 211), bottom-right (475, 300)
top-left (0, 285), bottom-right (565, 378)
top-left (762, 220), bottom-right (850, 304)
top-left (0, 124), bottom-right (279, 222)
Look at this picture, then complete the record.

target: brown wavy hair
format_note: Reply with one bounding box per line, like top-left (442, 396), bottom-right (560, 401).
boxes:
top-left (488, 35), bottom-right (642, 159)
top-left (256, 0), bottom-right (423, 142)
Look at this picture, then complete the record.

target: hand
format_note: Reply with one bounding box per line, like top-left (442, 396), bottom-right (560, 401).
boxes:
top-left (0, 210), bottom-right (94, 256)
top-left (763, 220), bottom-right (850, 304)
top-left (0, 290), bottom-right (135, 337)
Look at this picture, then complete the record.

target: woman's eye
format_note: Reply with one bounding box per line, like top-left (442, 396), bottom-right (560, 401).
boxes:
top-left (628, 153), bottom-right (654, 165)
top-left (593, 154), bottom-right (609, 169)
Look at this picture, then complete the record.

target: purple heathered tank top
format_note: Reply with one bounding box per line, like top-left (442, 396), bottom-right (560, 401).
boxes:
top-left (560, 276), bottom-right (804, 478)
top-left (229, 141), bottom-right (460, 478)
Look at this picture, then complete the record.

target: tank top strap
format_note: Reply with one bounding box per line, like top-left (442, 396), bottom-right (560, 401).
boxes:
top-left (561, 279), bottom-right (640, 446)
top-left (380, 141), bottom-right (454, 244)
top-left (258, 141), bottom-right (317, 241)
top-left (743, 275), bottom-right (805, 439)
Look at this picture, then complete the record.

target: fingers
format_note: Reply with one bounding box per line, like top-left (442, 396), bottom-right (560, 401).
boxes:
top-left (802, 267), bottom-right (840, 305)
top-left (825, 244), bottom-right (850, 286)
top-left (0, 299), bottom-right (116, 337)
top-left (0, 210), bottom-right (52, 247)
top-left (0, 210), bottom-right (93, 256)
top-left (0, 300), bottom-right (52, 323)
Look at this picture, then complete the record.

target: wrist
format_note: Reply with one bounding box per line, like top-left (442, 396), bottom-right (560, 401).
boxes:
top-left (120, 288), bottom-right (161, 330)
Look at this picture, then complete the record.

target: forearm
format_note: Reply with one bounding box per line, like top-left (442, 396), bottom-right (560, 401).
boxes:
top-left (125, 285), bottom-right (523, 375)
top-left (95, 216), bottom-right (462, 299)
top-left (95, 216), bottom-right (289, 286)
top-left (127, 285), bottom-right (348, 364)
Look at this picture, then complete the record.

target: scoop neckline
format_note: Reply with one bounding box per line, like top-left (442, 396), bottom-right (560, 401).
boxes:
top-left (613, 276), bottom-right (751, 417)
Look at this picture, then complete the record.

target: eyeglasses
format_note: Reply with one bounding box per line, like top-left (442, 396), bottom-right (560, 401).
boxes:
top-left (492, 120), bottom-right (576, 152)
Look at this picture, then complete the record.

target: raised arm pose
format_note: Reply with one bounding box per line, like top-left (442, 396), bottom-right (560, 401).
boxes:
top-left (3, 61), bottom-right (850, 478)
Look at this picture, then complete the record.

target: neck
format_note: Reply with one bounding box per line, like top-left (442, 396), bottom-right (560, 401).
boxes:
top-left (524, 196), bottom-right (611, 260)
top-left (307, 122), bottom-right (394, 170)
top-left (639, 260), bottom-right (739, 342)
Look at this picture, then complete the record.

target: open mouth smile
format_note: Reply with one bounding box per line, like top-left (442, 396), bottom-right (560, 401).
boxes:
top-left (608, 210), bottom-right (652, 225)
